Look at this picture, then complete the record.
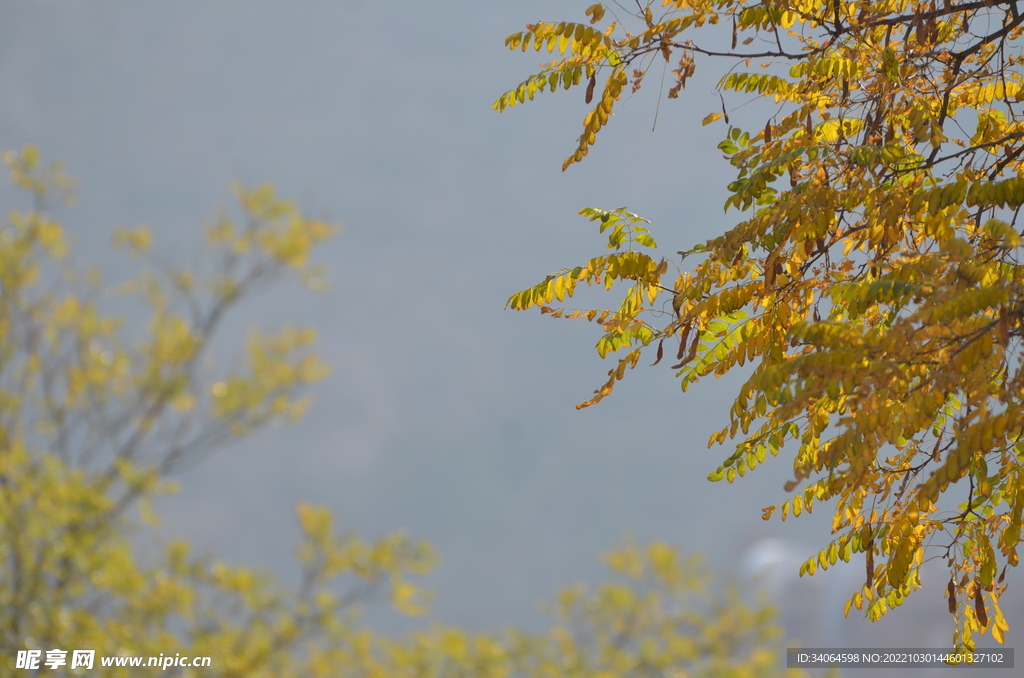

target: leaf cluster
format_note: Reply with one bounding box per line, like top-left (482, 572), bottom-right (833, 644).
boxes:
top-left (500, 0), bottom-right (1024, 649)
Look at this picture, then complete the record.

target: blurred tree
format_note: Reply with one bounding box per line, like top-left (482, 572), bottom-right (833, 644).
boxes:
top-left (349, 542), bottom-right (815, 678)
top-left (0, 147), bottom-right (808, 677)
top-left (0, 146), bottom-right (433, 676)
top-left (499, 0), bottom-right (1024, 650)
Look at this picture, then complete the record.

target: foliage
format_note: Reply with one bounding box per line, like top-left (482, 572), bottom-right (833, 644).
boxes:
top-left (4, 455), bottom-right (434, 678)
top-left (499, 0), bottom-right (1024, 650)
top-left (0, 146), bottom-right (433, 676)
top-left (1, 148), bottom-right (806, 676)
top-left (341, 543), bottom-right (812, 678)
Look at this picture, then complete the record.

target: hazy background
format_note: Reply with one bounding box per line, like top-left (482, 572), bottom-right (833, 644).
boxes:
top-left (2, 1), bottom-right (1019, 671)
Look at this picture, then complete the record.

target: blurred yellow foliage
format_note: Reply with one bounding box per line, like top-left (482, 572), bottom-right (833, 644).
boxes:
top-left (1, 147), bottom-right (808, 677)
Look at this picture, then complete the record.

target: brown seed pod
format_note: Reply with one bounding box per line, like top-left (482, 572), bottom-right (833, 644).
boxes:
top-left (650, 339), bottom-right (665, 366)
top-left (865, 541), bottom-right (875, 588)
top-left (975, 586), bottom-right (988, 627)
top-left (676, 323), bottom-right (692, 359)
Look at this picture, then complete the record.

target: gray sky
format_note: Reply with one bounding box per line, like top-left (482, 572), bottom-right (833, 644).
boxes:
top-left (3, 0), bottom-right (1019, 658)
